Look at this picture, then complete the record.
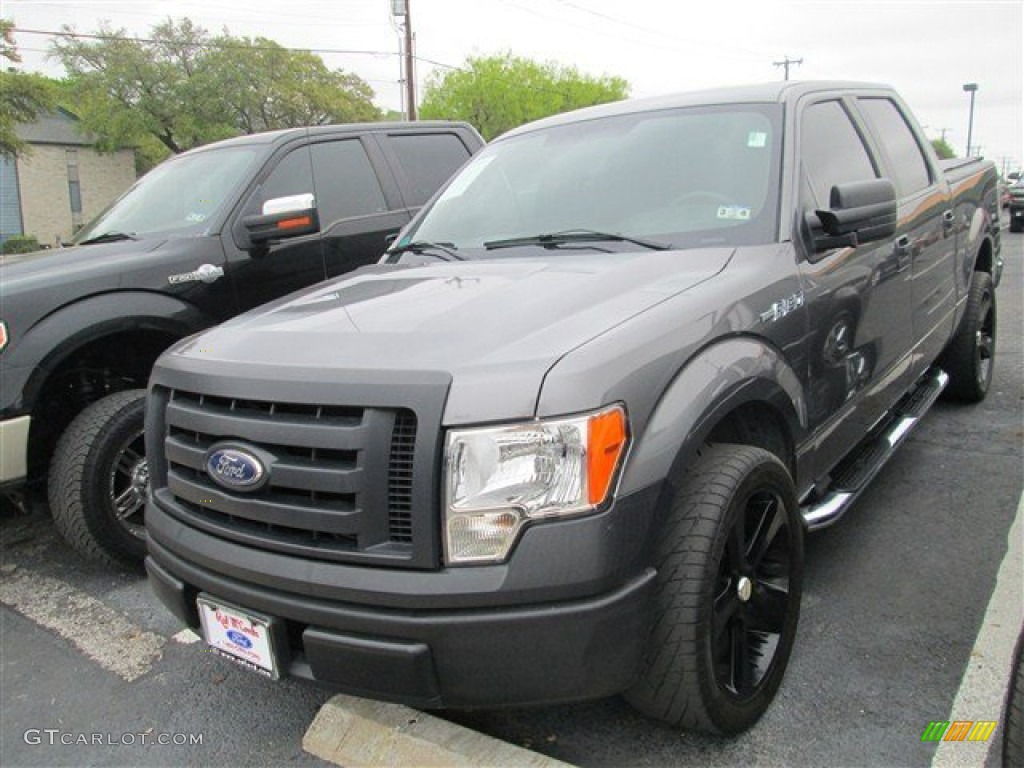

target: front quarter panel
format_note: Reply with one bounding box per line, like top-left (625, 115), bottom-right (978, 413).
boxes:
top-left (536, 244), bottom-right (809, 497)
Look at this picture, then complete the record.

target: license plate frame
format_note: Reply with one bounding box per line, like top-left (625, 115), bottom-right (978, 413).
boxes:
top-left (196, 595), bottom-right (281, 679)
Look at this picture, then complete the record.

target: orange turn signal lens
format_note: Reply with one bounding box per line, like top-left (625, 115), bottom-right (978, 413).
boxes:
top-left (588, 406), bottom-right (627, 505)
top-left (277, 215), bottom-right (313, 231)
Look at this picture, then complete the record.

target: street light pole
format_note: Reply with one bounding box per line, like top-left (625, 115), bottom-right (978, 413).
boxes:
top-left (963, 82), bottom-right (978, 157)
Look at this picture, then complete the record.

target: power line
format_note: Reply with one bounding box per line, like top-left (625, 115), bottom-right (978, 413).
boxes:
top-left (14, 26), bottom-right (402, 60)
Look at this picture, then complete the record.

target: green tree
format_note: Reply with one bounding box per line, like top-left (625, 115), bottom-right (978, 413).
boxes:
top-left (51, 18), bottom-right (381, 168)
top-left (0, 19), bottom-right (56, 158)
top-left (931, 137), bottom-right (955, 160)
top-left (419, 53), bottom-right (629, 140)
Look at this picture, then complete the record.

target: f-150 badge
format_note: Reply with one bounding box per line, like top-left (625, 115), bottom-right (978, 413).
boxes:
top-left (760, 292), bottom-right (804, 323)
top-left (168, 264), bottom-right (224, 285)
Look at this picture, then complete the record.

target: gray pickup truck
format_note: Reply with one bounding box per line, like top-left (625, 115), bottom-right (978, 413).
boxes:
top-left (144, 82), bottom-right (1001, 734)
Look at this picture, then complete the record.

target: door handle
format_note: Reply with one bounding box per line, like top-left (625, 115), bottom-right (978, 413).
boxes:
top-left (942, 209), bottom-right (955, 236)
top-left (894, 235), bottom-right (911, 272)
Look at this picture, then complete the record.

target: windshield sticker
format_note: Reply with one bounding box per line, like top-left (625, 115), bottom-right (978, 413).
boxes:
top-left (185, 212), bottom-right (208, 223)
top-left (747, 131), bottom-right (768, 148)
top-left (717, 205), bottom-right (751, 221)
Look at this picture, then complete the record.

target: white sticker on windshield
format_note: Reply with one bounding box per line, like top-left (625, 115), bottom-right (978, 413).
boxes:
top-left (717, 205), bottom-right (752, 221)
top-left (185, 212), bottom-right (207, 223)
top-left (747, 132), bottom-right (768, 148)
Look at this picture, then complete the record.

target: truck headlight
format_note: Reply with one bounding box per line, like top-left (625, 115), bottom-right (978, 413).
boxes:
top-left (443, 405), bottom-right (628, 565)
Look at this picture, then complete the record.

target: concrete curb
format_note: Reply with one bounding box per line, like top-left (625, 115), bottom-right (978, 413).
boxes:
top-left (303, 694), bottom-right (576, 768)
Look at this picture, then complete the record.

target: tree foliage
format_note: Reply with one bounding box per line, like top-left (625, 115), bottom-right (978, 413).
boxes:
top-left (931, 137), bottom-right (955, 160)
top-left (1, 19), bottom-right (56, 158)
top-left (51, 18), bottom-right (381, 167)
top-left (419, 53), bottom-right (629, 140)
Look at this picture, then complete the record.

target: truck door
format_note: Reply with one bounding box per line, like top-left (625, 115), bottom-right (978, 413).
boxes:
top-left (226, 142), bottom-right (329, 313)
top-left (796, 98), bottom-right (915, 478)
top-left (854, 96), bottom-right (957, 377)
top-left (310, 138), bottom-right (411, 279)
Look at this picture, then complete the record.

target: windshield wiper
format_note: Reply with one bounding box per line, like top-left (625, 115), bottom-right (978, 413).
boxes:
top-left (388, 240), bottom-right (466, 261)
top-left (77, 231), bottom-right (139, 246)
top-left (483, 229), bottom-right (671, 252)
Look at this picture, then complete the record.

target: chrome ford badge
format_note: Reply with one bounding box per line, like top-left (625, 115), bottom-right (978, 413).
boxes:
top-left (206, 446), bottom-right (266, 491)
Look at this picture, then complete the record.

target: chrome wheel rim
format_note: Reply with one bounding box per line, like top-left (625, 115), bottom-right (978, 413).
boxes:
top-left (109, 429), bottom-right (147, 539)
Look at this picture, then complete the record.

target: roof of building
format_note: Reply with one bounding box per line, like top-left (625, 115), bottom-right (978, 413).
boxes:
top-left (15, 107), bottom-right (98, 147)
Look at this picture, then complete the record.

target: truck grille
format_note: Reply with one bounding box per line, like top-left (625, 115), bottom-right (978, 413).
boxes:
top-left (153, 388), bottom-right (433, 567)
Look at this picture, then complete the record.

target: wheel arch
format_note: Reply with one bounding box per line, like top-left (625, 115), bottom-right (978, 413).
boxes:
top-left (19, 292), bottom-right (211, 480)
top-left (620, 336), bottom-right (807, 499)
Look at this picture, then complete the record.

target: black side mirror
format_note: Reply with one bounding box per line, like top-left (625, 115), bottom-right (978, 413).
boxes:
top-left (242, 193), bottom-right (320, 249)
top-left (807, 178), bottom-right (898, 252)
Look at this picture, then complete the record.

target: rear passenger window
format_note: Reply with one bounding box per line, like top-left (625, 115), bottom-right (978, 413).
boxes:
top-left (310, 140), bottom-right (388, 225)
top-left (801, 101), bottom-right (877, 208)
top-left (857, 98), bottom-right (931, 196)
top-left (389, 133), bottom-right (471, 205)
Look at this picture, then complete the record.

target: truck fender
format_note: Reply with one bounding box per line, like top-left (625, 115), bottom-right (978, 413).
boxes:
top-left (13, 292), bottom-right (211, 408)
top-left (619, 336), bottom-right (807, 497)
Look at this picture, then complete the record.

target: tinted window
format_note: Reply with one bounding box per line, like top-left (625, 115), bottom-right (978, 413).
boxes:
top-left (261, 148), bottom-right (313, 203)
top-left (310, 140), bottom-right (387, 224)
top-left (389, 133), bottom-right (471, 205)
top-left (858, 98), bottom-right (931, 195)
top-left (801, 101), bottom-right (877, 208)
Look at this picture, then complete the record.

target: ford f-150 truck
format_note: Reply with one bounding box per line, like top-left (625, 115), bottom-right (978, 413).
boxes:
top-left (144, 82), bottom-right (1001, 734)
top-left (0, 121), bottom-right (483, 565)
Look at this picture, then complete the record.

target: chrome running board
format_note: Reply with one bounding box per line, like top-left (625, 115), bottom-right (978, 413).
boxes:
top-left (802, 367), bottom-right (949, 531)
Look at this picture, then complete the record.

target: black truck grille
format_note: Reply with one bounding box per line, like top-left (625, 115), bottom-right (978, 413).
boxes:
top-left (155, 388), bottom-right (428, 566)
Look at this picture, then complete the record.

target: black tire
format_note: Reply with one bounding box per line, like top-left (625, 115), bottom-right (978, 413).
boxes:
top-left (940, 271), bottom-right (996, 403)
top-left (625, 444), bottom-right (804, 735)
top-left (1005, 627), bottom-right (1024, 767)
top-left (48, 390), bottom-right (149, 567)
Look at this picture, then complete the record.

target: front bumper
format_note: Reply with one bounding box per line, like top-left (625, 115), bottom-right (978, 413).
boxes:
top-left (147, 539), bottom-right (654, 709)
top-left (0, 415), bottom-right (31, 485)
top-left (146, 483), bottom-right (661, 709)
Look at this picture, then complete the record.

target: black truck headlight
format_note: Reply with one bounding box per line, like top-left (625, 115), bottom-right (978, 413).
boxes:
top-left (443, 405), bottom-right (628, 565)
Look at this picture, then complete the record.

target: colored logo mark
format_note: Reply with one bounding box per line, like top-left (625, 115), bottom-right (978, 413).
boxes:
top-left (921, 720), bottom-right (997, 742)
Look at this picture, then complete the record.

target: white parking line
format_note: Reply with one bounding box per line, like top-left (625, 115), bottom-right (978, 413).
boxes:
top-left (932, 492), bottom-right (1023, 766)
top-left (0, 566), bottom-right (165, 682)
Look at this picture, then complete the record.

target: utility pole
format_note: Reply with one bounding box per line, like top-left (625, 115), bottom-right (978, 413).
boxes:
top-left (773, 56), bottom-right (803, 81)
top-left (962, 82), bottom-right (977, 159)
top-left (391, 0), bottom-right (416, 120)
top-left (404, 0), bottom-right (416, 121)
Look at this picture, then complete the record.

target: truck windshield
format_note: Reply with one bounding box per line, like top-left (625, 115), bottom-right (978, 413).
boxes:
top-left (73, 146), bottom-right (261, 244)
top-left (407, 104), bottom-right (782, 254)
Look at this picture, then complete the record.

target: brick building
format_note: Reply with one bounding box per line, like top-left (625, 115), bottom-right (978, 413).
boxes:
top-left (0, 109), bottom-right (136, 248)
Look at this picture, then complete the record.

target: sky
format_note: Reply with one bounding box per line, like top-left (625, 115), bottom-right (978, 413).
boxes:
top-left (4, 0), bottom-right (1023, 173)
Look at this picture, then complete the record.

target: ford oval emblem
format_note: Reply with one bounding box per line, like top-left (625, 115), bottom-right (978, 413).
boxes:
top-left (206, 447), bottom-right (266, 491)
top-left (226, 630), bottom-right (253, 649)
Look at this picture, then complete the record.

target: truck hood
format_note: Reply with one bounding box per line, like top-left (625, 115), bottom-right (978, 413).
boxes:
top-left (170, 249), bottom-right (734, 423)
top-left (0, 237), bottom-right (167, 284)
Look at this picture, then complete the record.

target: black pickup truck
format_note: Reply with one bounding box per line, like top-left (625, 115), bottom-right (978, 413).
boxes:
top-left (144, 82), bottom-right (1001, 734)
top-left (0, 121), bottom-right (484, 565)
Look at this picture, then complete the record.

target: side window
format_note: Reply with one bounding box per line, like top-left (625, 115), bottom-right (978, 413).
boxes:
top-left (389, 133), bottom-right (471, 206)
top-left (801, 100), bottom-right (877, 208)
top-left (857, 98), bottom-right (931, 196)
top-left (261, 148), bottom-right (313, 205)
top-left (310, 140), bottom-right (387, 225)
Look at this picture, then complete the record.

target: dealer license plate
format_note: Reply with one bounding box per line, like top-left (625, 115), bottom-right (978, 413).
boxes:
top-left (197, 595), bottom-right (280, 679)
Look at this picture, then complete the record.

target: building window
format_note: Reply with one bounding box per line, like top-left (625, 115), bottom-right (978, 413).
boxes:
top-left (66, 148), bottom-right (82, 230)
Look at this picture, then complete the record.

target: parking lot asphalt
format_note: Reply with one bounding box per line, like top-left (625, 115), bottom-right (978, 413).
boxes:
top-left (2, 228), bottom-right (1021, 768)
